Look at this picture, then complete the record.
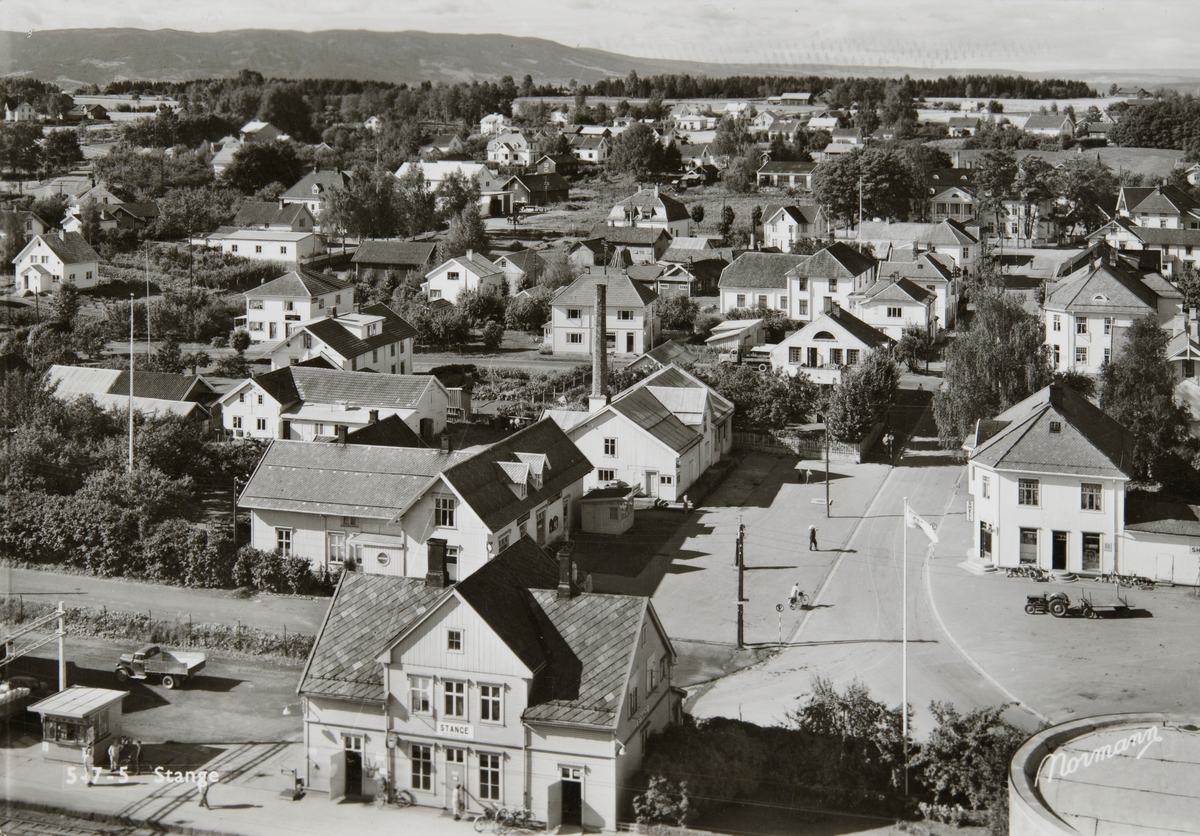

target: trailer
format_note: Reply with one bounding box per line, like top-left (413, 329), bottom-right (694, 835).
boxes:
top-left (115, 645), bottom-right (206, 689)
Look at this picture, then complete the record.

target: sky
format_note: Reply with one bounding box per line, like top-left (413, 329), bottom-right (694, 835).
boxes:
top-left (3, 0), bottom-right (1198, 74)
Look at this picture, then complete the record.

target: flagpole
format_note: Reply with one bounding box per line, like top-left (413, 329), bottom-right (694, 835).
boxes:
top-left (902, 495), bottom-right (908, 797)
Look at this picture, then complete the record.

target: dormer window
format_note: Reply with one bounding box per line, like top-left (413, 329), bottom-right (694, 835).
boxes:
top-left (1049, 421), bottom-right (1062, 434)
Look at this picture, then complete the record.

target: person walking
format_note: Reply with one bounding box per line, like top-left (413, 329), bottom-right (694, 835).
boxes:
top-left (131, 740), bottom-right (142, 775)
top-left (452, 781), bottom-right (466, 821)
top-left (83, 740), bottom-right (94, 787)
top-left (197, 772), bottom-right (211, 809)
top-left (108, 738), bottom-right (122, 773)
top-left (804, 468), bottom-right (812, 484)
top-left (808, 525), bottom-right (818, 551)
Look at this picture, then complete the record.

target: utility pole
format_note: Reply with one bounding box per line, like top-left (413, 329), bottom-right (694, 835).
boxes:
top-left (857, 175), bottom-right (863, 242)
top-left (736, 522), bottom-right (745, 649)
top-left (825, 420), bottom-right (831, 518)
top-left (128, 294), bottom-right (135, 473)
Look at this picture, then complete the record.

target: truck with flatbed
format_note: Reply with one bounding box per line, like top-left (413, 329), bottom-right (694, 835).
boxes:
top-left (115, 645), bottom-right (206, 689)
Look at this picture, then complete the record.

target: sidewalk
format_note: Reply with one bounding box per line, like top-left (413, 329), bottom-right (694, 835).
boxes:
top-left (0, 736), bottom-right (480, 836)
top-left (0, 566), bottom-right (329, 636)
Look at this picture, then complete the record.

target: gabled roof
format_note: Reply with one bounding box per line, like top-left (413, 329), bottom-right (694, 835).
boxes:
top-left (860, 276), bottom-right (936, 305)
top-left (611, 188), bottom-right (689, 223)
top-left (16, 232), bottom-right (99, 266)
top-left (1023, 113), bottom-right (1073, 131)
top-left (426, 252), bottom-right (503, 280)
top-left (629, 340), bottom-right (701, 371)
top-left (553, 271), bottom-right (658, 308)
top-left (589, 224), bottom-right (671, 247)
top-left (858, 220), bottom-right (978, 248)
top-left (245, 268), bottom-right (352, 299)
top-left (351, 240), bottom-right (437, 268)
top-left (630, 363), bottom-right (735, 424)
top-left (504, 173), bottom-right (571, 194)
top-left (239, 439), bottom-right (472, 519)
top-left (283, 367), bottom-right (442, 410)
top-left (441, 419), bottom-right (592, 531)
top-left (47, 365), bottom-right (212, 403)
top-left (112, 202), bottom-right (160, 221)
top-left (232, 201), bottom-right (311, 228)
top-left (344, 414), bottom-right (425, 448)
top-left (245, 366), bottom-right (301, 409)
top-left (779, 307), bottom-right (894, 351)
top-left (1128, 185), bottom-right (1199, 216)
top-left (280, 169), bottom-right (350, 200)
top-left (929, 168), bottom-right (978, 192)
top-left (299, 303), bottom-right (419, 360)
top-left (765, 205), bottom-right (822, 226)
top-left (792, 242), bottom-right (877, 279)
top-left (757, 161), bottom-right (817, 174)
top-left (495, 249), bottom-right (546, 275)
top-left (1046, 257), bottom-right (1179, 316)
top-left (1121, 226), bottom-right (1200, 247)
top-left (969, 384), bottom-right (1134, 480)
top-left (608, 388), bottom-right (699, 453)
top-left (878, 252), bottom-right (956, 283)
top-left (719, 252), bottom-right (809, 289)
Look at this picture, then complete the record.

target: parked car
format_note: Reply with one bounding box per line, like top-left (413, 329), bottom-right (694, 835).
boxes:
top-left (115, 645), bottom-right (206, 689)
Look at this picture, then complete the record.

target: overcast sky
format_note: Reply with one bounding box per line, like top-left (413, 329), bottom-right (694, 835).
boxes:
top-left (4, 0), bottom-right (1197, 73)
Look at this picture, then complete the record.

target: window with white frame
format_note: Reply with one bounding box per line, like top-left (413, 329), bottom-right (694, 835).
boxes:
top-left (617, 310), bottom-right (633, 321)
top-left (445, 546), bottom-right (459, 582)
top-left (1052, 315), bottom-right (1061, 332)
top-left (1076, 318), bottom-right (1088, 334)
top-left (342, 516), bottom-right (357, 527)
top-left (1104, 348), bottom-right (1111, 364)
top-left (828, 278), bottom-right (838, 293)
top-left (981, 474), bottom-right (990, 499)
top-left (789, 347), bottom-right (801, 363)
top-left (479, 753), bottom-right (501, 800)
top-left (447, 271), bottom-right (460, 281)
top-left (567, 332), bottom-right (582, 344)
top-left (232, 416), bottom-right (243, 429)
top-left (647, 657), bottom-right (657, 691)
top-left (736, 294), bottom-right (746, 307)
top-left (604, 438), bottom-right (617, 456)
top-left (597, 469), bottom-right (615, 482)
top-left (629, 686), bottom-right (639, 717)
top-left (446, 628), bottom-right (463, 652)
top-left (1081, 483), bottom-right (1102, 511)
top-left (412, 744), bottom-right (433, 791)
top-left (430, 289), bottom-right (442, 299)
top-left (250, 300), bottom-right (264, 310)
top-left (444, 681), bottom-right (466, 718)
top-left (409, 676), bottom-right (432, 713)
top-left (1018, 478), bottom-right (1040, 506)
top-left (567, 308), bottom-right (581, 319)
top-left (480, 684), bottom-right (502, 723)
top-left (1075, 346), bottom-right (1088, 365)
top-left (1104, 317), bottom-right (1112, 334)
top-left (256, 418), bottom-right (266, 431)
top-left (435, 496), bottom-right (456, 528)
top-left (886, 307), bottom-right (902, 318)
top-left (498, 531), bottom-right (511, 552)
top-left (326, 531), bottom-right (346, 565)
top-left (276, 528), bottom-right (292, 555)
top-left (846, 349), bottom-right (860, 365)
top-left (660, 475), bottom-right (673, 485)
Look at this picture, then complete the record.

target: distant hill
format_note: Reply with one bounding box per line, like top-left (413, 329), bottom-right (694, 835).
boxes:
top-left (1, 28), bottom-right (1198, 91)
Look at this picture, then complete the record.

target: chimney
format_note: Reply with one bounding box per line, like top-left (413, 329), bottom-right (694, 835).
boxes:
top-left (58, 229), bottom-right (65, 241)
top-left (823, 296), bottom-right (833, 315)
top-left (440, 431), bottom-right (451, 453)
top-left (336, 425), bottom-right (347, 445)
top-left (832, 300), bottom-right (840, 316)
top-left (426, 538), bottom-right (448, 588)
top-left (466, 248), bottom-right (473, 261)
top-left (368, 409), bottom-right (379, 424)
top-left (556, 544), bottom-right (575, 600)
top-left (589, 283), bottom-right (609, 413)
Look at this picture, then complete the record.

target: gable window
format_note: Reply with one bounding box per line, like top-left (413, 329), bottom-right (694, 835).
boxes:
top-left (981, 475), bottom-right (991, 499)
top-left (409, 676), bottom-right (432, 714)
top-left (617, 309), bottom-right (633, 321)
top-left (830, 348), bottom-right (843, 366)
top-left (567, 308), bottom-right (581, 320)
top-left (1018, 478), bottom-right (1040, 507)
top-left (789, 347), bottom-right (801, 364)
top-left (257, 394), bottom-right (263, 405)
top-left (1081, 483), bottom-right (1103, 511)
top-left (828, 278), bottom-right (838, 293)
top-left (846, 349), bottom-right (860, 365)
top-left (597, 469), bottom-right (615, 482)
top-left (796, 277), bottom-right (808, 291)
top-left (447, 628), bottom-right (463, 652)
top-left (302, 333), bottom-right (313, 349)
top-left (480, 684), bottom-right (502, 723)
top-left (886, 307), bottom-right (902, 318)
top-left (275, 528), bottom-right (292, 556)
top-left (447, 271), bottom-right (460, 281)
top-left (444, 681), bottom-right (466, 719)
top-left (629, 686), bottom-right (639, 718)
top-left (604, 438), bottom-right (617, 457)
top-left (411, 744), bottom-right (433, 791)
top-left (249, 300), bottom-right (264, 310)
top-left (435, 496), bottom-right (456, 528)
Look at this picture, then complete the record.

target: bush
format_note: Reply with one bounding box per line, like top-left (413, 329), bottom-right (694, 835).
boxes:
top-left (236, 545), bottom-right (329, 595)
top-left (658, 294), bottom-right (699, 331)
top-left (633, 776), bottom-right (691, 827)
top-left (481, 321), bottom-right (505, 351)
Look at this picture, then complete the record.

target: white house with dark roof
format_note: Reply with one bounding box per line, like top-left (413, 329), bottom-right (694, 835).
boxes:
top-left (1115, 184), bottom-right (1200, 229)
top-left (877, 252), bottom-right (960, 328)
top-left (1044, 248), bottom-right (1183, 375)
top-left (239, 418), bottom-right (591, 577)
top-left (12, 231), bottom-right (101, 294)
top-left (351, 240), bottom-right (438, 280)
top-left (550, 271), bottom-right (660, 356)
top-left (769, 303), bottom-right (894, 385)
top-left (587, 225), bottom-right (672, 265)
top-left (46, 365), bottom-right (215, 421)
top-left (857, 219), bottom-right (980, 278)
top-left (762, 204), bottom-right (826, 250)
top-left (241, 269), bottom-right (355, 343)
top-left (493, 249), bottom-right (546, 294)
top-left (240, 121), bottom-right (284, 143)
top-left (280, 169), bottom-right (351, 222)
top-left (218, 365), bottom-right (448, 442)
top-left (718, 252), bottom-right (808, 314)
top-left (295, 537), bottom-right (681, 829)
top-left (756, 161), bottom-right (817, 191)
top-left (423, 251), bottom-right (505, 305)
top-left (605, 187), bottom-right (690, 238)
top-left (1021, 113), bottom-right (1075, 138)
top-left (264, 303), bottom-right (418, 374)
top-left (850, 276), bottom-right (937, 339)
top-left (963, 384), bottom-right (1132, 576)
top-left (487, 131), bottom-right (540, 167)
top-left (396, 161), bottom-right (504, 194)
top-left (545, 364), bottom-right (734, 501)
top-left (785, 242), bottom-right (879, 323)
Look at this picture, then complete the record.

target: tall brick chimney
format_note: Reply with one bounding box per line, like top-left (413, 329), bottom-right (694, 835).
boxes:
top-left (556, 544), bottom-right (575, 600)
top-left (589, 283), bottom-right (608, 413)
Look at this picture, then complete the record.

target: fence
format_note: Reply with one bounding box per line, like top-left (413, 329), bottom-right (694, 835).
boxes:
top-left (732, 421), bottom-right (885, 464)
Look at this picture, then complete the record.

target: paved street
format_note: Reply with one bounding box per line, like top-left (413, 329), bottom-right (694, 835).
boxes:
top-left (689, 411), bottom-right (1044, 737)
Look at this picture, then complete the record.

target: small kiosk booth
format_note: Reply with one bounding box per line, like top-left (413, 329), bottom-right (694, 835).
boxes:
top-left (29, 686), bottom-right (127, 764)
top-left (580, 486), bottom-right (636, 535)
